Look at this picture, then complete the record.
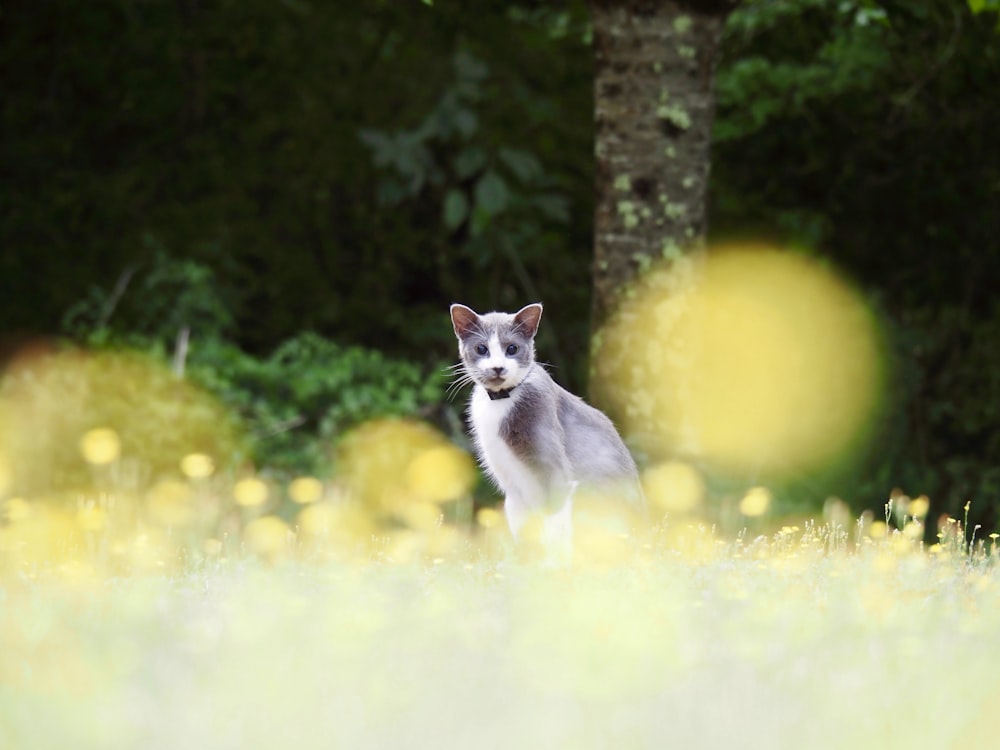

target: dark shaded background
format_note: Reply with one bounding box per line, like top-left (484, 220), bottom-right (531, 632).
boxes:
top-left (2, 0), bottom-right (998, 526)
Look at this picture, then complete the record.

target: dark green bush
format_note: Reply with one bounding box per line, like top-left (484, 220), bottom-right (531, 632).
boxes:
top-left (187, 333), bottom-right (446, 476)
top-left (59, 255), bottom-right (448, 477)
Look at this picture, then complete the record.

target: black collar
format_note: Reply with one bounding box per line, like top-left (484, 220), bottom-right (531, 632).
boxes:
top-left (486, 386), bottom-right (514, 401)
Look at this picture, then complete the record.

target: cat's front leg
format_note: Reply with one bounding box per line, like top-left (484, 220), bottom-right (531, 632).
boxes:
top-left (502, 493), bottom-right (533, 539)
top-left (536, 476), bottom-right (575, 564)
top-left (542, 481), bottom-right (575, 554)
top-left (502, 478), bottom-right (575, 544)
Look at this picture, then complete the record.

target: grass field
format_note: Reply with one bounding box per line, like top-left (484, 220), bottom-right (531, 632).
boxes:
top-left (2, 513), bottom-right (998, 750)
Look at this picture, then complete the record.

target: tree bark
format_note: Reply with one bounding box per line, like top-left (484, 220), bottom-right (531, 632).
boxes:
top-left (590, 0), bottom-right (735, 330)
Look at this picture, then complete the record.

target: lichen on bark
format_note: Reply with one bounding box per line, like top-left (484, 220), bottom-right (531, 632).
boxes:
top-left (590, 0), bottom-right (735, 331)
top-left (589, 0), bottom-right (737, 436)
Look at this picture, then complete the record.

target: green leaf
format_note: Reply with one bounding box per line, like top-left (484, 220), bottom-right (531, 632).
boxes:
top-left (454, 147), bottom-right (487, 179)
top-left (453, 50), bottom-right (489, 82)
top-left (453, 108), bottom-right (478, 138)
top-left (533, 193), bottom-right (570, 223)
top-left (474, 170), bottom-right (508, 215)
top-left (376, 179), bottom-right (409, 206)
top-left (443, 189), bottom-right (469, 229)
top-left (499, 147), bottom-right (542, 183)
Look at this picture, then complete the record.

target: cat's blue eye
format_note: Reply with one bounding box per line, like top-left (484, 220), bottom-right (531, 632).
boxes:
top-left (475, 344), bottom-right (488, 356)
top-left (506, 344), bottom-right (519, 356)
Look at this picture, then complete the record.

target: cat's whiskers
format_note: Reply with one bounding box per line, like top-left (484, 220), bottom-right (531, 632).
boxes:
top-left (444, 366), bottom-right (476, 401)
top-left (446, 379), bottom-right (475, 401)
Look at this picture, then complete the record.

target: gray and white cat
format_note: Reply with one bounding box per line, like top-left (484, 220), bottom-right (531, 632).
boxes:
top-left (450, 302), bottom-right (644, 545)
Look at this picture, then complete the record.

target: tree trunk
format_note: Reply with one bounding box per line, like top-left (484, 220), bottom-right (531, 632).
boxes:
top-left (590, 0), bottom-right (735, 329)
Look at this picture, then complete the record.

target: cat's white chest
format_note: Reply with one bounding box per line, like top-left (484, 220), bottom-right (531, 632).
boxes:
top-left (469, 387), bottom-right (544, 513)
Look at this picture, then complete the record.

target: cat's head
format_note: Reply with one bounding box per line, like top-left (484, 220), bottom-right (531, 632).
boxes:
top-left (450, 303), bottom-right (542, 393)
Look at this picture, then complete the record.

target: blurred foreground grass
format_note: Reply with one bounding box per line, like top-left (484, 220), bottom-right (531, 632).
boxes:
top-left (0, 260), bottom-right (993, 749)
top-left (1, 392), bottom-right (998, 749)
top-left (2, 514), bottom-right (998, 750)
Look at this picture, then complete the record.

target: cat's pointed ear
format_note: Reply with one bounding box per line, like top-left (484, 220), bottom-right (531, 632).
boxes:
top-left (450, 304), bottom-right (481, 339)
top-left (513, 303), bottom-right (543, 339)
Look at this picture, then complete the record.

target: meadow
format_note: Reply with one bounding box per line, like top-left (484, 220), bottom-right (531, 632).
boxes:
top-left (0, 276), bottom-right (995, 749)
top-left (2, 503), bottom-right (997, 750)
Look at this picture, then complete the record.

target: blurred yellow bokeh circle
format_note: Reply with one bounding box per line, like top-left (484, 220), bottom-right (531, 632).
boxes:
top-left (297, 502), bottom-right (338, 536)
top-left (738, 487), bottom-right (772, 517)
top-left (233, 477), bottom-right (269, 507)
top-left (288, 476), bottom-right (324, 504)
top-left (180, 453), bottom-right (215, 479)
top-left (397, 500), bottom-right (443, 532)
top-left (79, 427), bottom-right (121, 465)
top-left (336, 419), bottom-right (476, 523)
top-left (596, 245), bottom-right (883, 479)
top-left (405, 444), bottom-right (476, 503)
top-left (642, 461), bottom-right (705, 514)
top-left (244, 515), bottom-right (290, 558)
top-left (476, 507), bottom-right (504, 530)
top-left (909, 495), bottom-right (930, 519)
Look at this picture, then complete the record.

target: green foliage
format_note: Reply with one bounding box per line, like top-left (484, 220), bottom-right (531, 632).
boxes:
top-left (186, 333), bottom-right (445, 476)
top-left (359, 15), bottom-right (592, 384)
top-left (59, 255), bottom-right (447, 476)
top-left (0, 0), bottom-right (594, 385)
top-left (968, 0), bottom-right (1000, 17)
top-left (356, 36), bottom-right (587, 380)
top-left (63, 245), bottom-right (234, 347)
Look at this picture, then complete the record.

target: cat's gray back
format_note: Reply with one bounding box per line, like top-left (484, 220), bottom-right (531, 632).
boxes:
top-left (505, 366), bottom-right (637, 481)
top-left (552, 376), bottom-right (639, 483)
